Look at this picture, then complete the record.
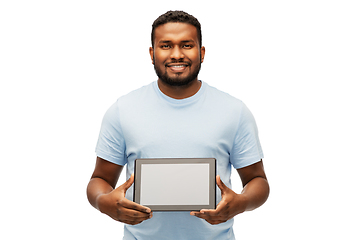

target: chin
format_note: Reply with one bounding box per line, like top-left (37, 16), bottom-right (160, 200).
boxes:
top-left (159, 76), bottom-right (196, 87)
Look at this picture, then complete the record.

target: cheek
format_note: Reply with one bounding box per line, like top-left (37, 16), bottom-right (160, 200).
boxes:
top-left (154, 51), bottom-right (169, 63)
top-left (187, 50), bottom-right (201, 63)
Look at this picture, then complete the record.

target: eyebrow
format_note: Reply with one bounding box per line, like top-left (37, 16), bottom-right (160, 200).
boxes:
top-left (158, 40), bottom-right (196, 44)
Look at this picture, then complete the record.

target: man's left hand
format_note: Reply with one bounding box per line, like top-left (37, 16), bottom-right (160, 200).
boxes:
top-left (190, 175), bottom-right (248, 225)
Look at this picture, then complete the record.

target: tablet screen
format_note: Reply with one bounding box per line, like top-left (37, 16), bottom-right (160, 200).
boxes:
top-left (140, 163), bottom-right (209, 206)
top-left (134, 158), bottom-right (216, 211)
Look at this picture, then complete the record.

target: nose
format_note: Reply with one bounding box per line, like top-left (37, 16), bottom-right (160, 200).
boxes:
top-left (170, 46), bottom-right (184, 60)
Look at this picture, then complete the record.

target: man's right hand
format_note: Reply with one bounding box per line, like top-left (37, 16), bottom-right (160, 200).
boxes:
top-left (97, 174), bottom-right (153, 225)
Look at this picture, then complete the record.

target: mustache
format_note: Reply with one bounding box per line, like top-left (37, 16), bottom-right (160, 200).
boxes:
top-left (165, 61), bottom-right (192, 67)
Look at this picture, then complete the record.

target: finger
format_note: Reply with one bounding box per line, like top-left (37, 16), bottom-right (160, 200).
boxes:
top-left (190, 209), bottom-right (217, 218)
top-left (119, 212), bottom-right (153, 225)
top-left (196, 197), bottom-right (227, 216)
top-left (191, 198), bottom-right (228, 218)
top-left (118, 197), bottom-right (152, 213)
top-left (120, 207), bottom-right (153, 220)
top-left (116, 199), bottom-right (153, 224)
top-left (197, 209), bottom-right (220, 217)
top-left (190, 194), bottom-right (225, 216)
top-left (216, 175), bottom-right (229, 193)
top-left (191, 210), bottom-right (226, 224)
top-left (120, 174), bottom-right (135, 192)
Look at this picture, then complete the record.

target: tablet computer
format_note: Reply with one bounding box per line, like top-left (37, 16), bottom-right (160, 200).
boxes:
top-left (134, 158), bottom-right (216, 211)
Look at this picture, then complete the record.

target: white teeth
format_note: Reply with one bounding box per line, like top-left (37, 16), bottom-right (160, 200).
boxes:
top-left (172, 65), bottom-right (186, 68)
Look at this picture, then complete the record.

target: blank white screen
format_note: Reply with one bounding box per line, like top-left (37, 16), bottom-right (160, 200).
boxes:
top-left (140, 164), bottom-right (209, 205)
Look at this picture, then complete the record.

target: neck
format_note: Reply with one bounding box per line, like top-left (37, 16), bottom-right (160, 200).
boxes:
top-left (157, 79), bottom-right (202, 99)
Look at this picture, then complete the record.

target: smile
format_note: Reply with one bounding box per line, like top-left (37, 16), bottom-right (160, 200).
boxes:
top-left (166, 63), bottom-right (190, 72)
top-left (171, 65), bottom-right (187, 68)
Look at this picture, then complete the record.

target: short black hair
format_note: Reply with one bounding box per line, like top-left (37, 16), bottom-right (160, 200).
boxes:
top-left (151, 10), bottom-right (202, 47)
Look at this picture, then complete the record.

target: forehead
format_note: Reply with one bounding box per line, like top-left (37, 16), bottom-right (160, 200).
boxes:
top-left (154, 22), bottom-right (199, 45)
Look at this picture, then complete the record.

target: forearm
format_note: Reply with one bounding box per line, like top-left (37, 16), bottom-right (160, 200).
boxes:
top-left (241, 177), bottom-right (270, 211)
top-left (87, 177), bottom-right (114, 210)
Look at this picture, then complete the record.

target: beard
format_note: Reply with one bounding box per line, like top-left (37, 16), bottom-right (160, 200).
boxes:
top-left (154, 59), bottom-right (202, 87)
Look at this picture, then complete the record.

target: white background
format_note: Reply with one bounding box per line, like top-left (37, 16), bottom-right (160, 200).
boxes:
top-left (1, 0), bottom-right (359, 239)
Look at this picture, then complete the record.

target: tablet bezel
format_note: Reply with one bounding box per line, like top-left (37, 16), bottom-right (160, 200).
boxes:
top-left (134, 158), bottom-right (216, 211)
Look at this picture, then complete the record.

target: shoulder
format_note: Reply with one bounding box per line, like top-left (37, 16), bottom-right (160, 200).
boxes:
top-left (117, 82), bottom-right (155, 104)
top-left (204, 82), bottom-right (245, 109)
top-left (101, 82), bottom-right (155, 122)
top-left (203, 82), bottom-right (257, 126)
top-left (110, 82), bottom-right (158, 114)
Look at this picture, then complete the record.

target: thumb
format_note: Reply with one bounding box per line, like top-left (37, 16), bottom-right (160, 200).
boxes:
top-left (119, 174), bottom-right (134, 192)
top-left (216, 175), bottom-right (229, 193)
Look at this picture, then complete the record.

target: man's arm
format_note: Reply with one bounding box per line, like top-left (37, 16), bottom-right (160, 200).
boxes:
top-left (191, 160), bottom-right (269, 225)
top-left (237, 160), bottom-right (269, 210)
top-left (87, 157), bottom-right (152, 225)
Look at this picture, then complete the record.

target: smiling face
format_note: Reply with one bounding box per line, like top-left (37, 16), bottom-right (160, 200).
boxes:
top-left (150, 22), bottom-right (205, 87)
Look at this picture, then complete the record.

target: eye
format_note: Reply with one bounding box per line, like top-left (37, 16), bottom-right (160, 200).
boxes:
top-left (160, 45), bottom-right (171, 49)
top-left (183, 44), bottom-right (192, 49)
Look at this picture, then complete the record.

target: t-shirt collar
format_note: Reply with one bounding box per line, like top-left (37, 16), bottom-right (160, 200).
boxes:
top-left (153, 80), bottom-right (206, 105)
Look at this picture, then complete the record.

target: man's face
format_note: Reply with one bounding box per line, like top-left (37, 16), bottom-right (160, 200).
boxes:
top-left (150, 22), bottom-right (205, 86)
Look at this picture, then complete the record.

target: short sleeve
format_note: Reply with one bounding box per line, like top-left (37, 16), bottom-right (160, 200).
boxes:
top-left (230, 103), bottom-right (264, 169)
top-left (95, 101), bottom-right (127, 166)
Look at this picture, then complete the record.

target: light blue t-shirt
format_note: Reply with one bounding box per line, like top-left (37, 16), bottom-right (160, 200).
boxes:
top-left (95, 81), bottom-right (264, 240)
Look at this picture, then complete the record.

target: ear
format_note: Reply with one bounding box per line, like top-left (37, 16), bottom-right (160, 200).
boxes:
top-left (149, 47), bottom-right (154, 65)
top-left (200, 46), bottom-right (205, 63)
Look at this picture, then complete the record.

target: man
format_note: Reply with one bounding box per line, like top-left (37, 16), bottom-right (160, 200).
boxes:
top-left (87, 10), bottom-right (269, 240)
